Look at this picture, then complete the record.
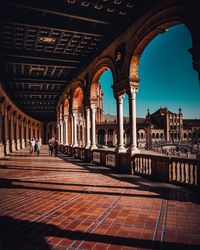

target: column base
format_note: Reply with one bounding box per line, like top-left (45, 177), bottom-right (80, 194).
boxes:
top-left (72, 144), bottom-right (78, 148)
top-left (0, 143), bottom-right (5, 158)
top-left (115, 146), bottom-right (126, 153)
top-left (129, 146), bottom-right (140, 156)
top-left (90, 145), bottom-right (97, 150)
top-left (5, 141), bottom-right (10, 155)
top-left (21, 139), bottom-right (25, 149)
top-left (11, 141), bottom-right (16, 152)
top-left (85, 144), bottom-right (91, 149)
top-left (16, 139), bottom-right (21, 150)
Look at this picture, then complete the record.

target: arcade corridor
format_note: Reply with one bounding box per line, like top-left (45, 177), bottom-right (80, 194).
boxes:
top-left (0, 146), bottom-right (200, 250)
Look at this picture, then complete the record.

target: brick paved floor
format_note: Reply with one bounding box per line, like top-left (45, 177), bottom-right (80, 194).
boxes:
top-left (0, 146), bottom-right (200, 250)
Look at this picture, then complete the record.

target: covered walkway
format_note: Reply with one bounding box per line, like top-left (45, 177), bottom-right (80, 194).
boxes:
top-left (0, 146), bottom-right (200, 250)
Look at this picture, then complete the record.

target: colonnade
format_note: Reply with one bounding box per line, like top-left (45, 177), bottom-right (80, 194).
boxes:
top-left (0, 87), bottom-right (43, 158)
top-left (57, 86), bottom-right (140, 156)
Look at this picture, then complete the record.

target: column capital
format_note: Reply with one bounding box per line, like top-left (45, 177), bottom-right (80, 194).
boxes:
top-left (117, 93), bottom-right (125, 103)
top-left (91, 104), bottom-right (97, 111)
top-left (128, 87), bottom-right (138, 100)
top-left (85, 106), bottom-right (90, 112)
top-left (63, 115), bottom-right (68, 121)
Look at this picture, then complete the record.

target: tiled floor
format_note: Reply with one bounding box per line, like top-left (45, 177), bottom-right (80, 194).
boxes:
top-left (0, 146), bottom-right (200, 250)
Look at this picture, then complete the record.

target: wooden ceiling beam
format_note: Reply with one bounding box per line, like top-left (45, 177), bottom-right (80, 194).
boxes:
top-left (9, 77), bottom-right (67, 83)
top-left (0, 1), bottom-right (111, 25)
top-left (2, 49), bottom-right (82, 64)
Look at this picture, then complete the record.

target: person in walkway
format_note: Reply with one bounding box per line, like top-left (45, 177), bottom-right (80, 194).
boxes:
top-left (54, 138), bottom-right (59, 157)
top-left (48, 137), bottom-right (54, 155)
top-left (29, 138), bottom-right (35, 157)
top-left (35, 139), bottom-right (41, 156)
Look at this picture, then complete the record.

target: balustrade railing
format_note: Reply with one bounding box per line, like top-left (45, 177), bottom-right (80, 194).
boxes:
top-left (92, 151), bottom-right (101, 163)
top-left (106, 153), bottom-right (116, 167)
top-left (60, 145), bottom-right (200, 188)
top-left (169, 158), bottom-right (198, 186)
top-left (134, 156), bottom-right (152, 175)
top-left (132, 154), bottom-right (200, 187)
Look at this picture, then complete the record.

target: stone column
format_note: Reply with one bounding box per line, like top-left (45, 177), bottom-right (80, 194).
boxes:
top-left (39, 127), bottom-right (42, 144)
top-left (4, 109), bottom-right (10, 155)
top-left (16, 117), bottom-right (21, 150)
top-left (116, 94), bottom-right (126, 152)
top-left (57, 123), bottom-right (60, 142)
top-left (0, 110), bottom-right (4, 157)
top-left (63, 116), bottom-right (68, 145)
top-left (85, 107), bottom-right (91, 149)
top-left (26, 123), bottom-right (29, 146)
top-left (128, 87), bottom-right (140, 155)
top-left (60, 120), bottom-right (64, 144)
top-left (10, 113), bottom-right (16, 152)
top-left (105, 131), bottom-right (108, 146)
top-left (30, 124), bottom-right (33, 139)
top-left (21, 120), bottom-right (25, 149)
top-left (90, 104), bottom-right (97, 150)
top-left (70, 115), bottom-right (74, 146)
top-left (72, 111), bottom-right (78, 147)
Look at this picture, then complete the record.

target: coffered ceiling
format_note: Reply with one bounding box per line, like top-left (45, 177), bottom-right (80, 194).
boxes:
top-left (0, 0), bottom-right (157, 121)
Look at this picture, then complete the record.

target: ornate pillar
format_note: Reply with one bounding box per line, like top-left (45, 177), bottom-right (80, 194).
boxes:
top-left (70, 115), bottom-right (74, 146)
top-left (63, 116), bottom-right (68, 145)
top-left (57, 123), bottom-right (60, 142)
top-left (26, 122), bottom-right (29, 146)
top-left (4, 109), bottom-right (10, 155)
top-left (113, 130), bottom-right (117, 146)
top-left (105, 130), bottom-right (108, 146)
top-left (85, 106), bottom-right (91, 149)
top-left (72, 111), bottom-right (78, 147)
top-left (39, 127), bottom-right (42, 143)
top-left (30, 124), bottom-right (33, 139)
top-left (16, 116), bottom-right (21, 150)
top-left (90, 104), bottom-right (97, 150)
top-left (21, 120), bottom-right (25, 149)
top-left (116, 94), bottom-right (126, 153)
top-left (60, 120), bottom-right (64, 144)
top-left (128, 87), bottom-right (140, 155)
top-left (10, 113), bottom-right (16, 152)
top-left (0, 110), bottom-right (4, 157)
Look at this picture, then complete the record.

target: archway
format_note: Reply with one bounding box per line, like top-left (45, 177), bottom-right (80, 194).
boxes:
top-left (90, 66), bottom-right (115, 149)
top-left (72, 87), bottom-right (84, 147)
top-left (129, 23), bottom-right (200, 153)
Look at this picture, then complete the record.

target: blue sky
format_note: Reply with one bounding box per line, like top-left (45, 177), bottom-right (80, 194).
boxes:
top-left (99, 24), bottom-right (200, 119)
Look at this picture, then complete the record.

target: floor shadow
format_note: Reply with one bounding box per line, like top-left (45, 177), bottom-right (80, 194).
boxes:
top-left (0, 165), bottom-right (90, 173)
top-left (0, 178), bottom-right (164, 199)
top-left (59, 154), bottom-right (200, 204)
top-left (0, 216), bottom-right (199, 250)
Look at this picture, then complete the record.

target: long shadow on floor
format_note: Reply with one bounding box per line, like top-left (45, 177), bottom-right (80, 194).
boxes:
top-left (0, 216), bottom-right (199, 250)
top-left (59, 154), bottom-right (200, 204)
top-left (0, 178), bottom-right (168, 199)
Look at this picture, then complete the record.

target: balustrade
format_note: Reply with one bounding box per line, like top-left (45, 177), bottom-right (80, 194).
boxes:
top-left (132, 154), bottom-right (200, 187)
top-left (106, 153), bottom-right (116, 167)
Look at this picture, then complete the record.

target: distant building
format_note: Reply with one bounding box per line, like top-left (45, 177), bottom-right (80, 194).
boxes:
top-left (96, 107), bottom-right (200, 149)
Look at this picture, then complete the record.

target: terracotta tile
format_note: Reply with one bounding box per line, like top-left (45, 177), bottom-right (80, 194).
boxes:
top-left (0, 146), bottom-right (200, 250)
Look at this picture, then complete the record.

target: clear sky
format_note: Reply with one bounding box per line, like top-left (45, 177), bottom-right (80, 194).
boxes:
top-left (99, 24), bottom-right (200, 119)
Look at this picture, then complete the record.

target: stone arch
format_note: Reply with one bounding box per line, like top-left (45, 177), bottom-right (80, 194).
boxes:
top-left (127, 4), bottom-right (200, 79)
top-left (63, 98), bottom-right (69, 117)
top-left (72, 86), bottom-right (84, 113)
top-left (90, 57), bottom-right (117, 102)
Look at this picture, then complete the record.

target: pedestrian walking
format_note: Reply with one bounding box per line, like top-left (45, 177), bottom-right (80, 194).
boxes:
top-left (54, 138), bottom-right (59, 156)
top-left (29, 138), bottom-right (35, 157)
top-left (35, 139), bottom-right (41, 156)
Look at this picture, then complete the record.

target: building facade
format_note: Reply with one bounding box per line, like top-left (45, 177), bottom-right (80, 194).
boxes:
top-left (96, 108), bottom-right (200, 150)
